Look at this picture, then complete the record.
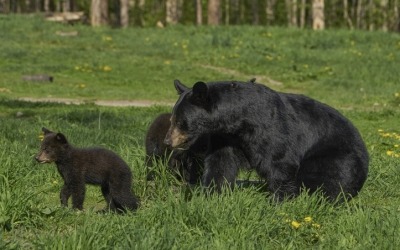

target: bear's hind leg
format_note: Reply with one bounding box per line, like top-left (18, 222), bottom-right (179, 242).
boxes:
top-left (101, 183), bottom-right (117, 210)
top-left (109, 178), bottom-right (139, 212)
top-left (298, 151), bottom-right (368, 201)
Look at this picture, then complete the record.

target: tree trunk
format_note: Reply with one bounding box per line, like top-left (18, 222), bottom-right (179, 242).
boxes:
top-left (1, 0), bottom-right (9, 13)
top-left (166, 0), bottom-right (182, 25)
top-left (120, 0), bottom-right (129, 28)
top-left (394, 0), bottom-right (399, 31)
top-left (91, 0), bottom-right (109, 27)
top-left (291, 0), bottom-right (298, 26)
top-left (196, 0), bottom-right (203, 25)
top-left (266, 0), bottom-right (277, 25)
top-left (207, 0), bottom-right (221, 25)
top-left (44, 0), bottom-right (50, 12)
top-left (252, 0), bottom-right (259, 25)
top-left (380, 0), bottom-right (388, 31)
top-left (312, 0), bottom-right (324, 30)
top-left (300, 0), bottom-right (306, 28)
top-left (225, 0), bottom-right (229, 25)
top-left (63, 0), bottom-right (70, 12)
top-left (343, 0), bottom-right (353, 29)
top-left (356, 0), bottom-right (363, 29)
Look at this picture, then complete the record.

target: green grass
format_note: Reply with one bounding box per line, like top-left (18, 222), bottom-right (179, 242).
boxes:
top-left (1, 15), bottom-right (400, 249)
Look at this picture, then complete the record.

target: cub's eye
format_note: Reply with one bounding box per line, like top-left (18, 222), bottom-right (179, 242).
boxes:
top-left (176, 121), bottom-right (182, 128)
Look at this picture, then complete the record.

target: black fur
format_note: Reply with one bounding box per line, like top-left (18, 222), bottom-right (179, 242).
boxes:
top-left (165, 80), bottom-right (369, 201)
top-left (35, 128), bottom-right (139, 212)
top-left (145, 113), bottom-right (205, 185)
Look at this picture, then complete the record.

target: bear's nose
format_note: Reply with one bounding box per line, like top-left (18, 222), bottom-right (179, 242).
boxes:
top-left (164, 137), bottom-right (172, 146)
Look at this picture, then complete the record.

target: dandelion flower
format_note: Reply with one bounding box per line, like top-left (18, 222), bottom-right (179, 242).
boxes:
top-left (387, 150), bottom-right (394, 156)
top-left (395, 93), bottom-right (399, 97)
top-left (38, 134), bottom-right (44, 141)
top-left (103, 66), bottom-right (112, 72)
top-left (304, 216), bottom-right (312, 223)
top-left (312, 223), bottom-right (321, 229)
top-left (291, 220), bottom-right (301, 229)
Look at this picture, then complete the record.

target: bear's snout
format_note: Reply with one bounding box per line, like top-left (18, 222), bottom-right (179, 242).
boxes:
top-left (164, 135), bottom-right (172, 146)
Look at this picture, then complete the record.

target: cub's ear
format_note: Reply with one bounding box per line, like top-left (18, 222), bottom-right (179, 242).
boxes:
top-left (191, 81), bottom-right (210, 108)
top-left (174, 79), bottom-right (189, 95)
top-left (42, 127), bottom-right (52, 135)
top-left (55, 133), bottom-right (68, 144)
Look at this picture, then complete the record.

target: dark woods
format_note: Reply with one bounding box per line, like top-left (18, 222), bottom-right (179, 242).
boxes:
top-left (0, 0), bottom-right (399, 31)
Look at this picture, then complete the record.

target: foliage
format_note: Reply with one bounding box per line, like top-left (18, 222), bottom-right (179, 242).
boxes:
top-left (1, 0), bottom-right (400, 31)
top-left (0, 15), bottom-right (400, 249)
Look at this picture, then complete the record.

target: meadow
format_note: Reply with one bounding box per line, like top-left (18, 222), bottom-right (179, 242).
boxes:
top-left (1, 15), bottom-right (400, 249)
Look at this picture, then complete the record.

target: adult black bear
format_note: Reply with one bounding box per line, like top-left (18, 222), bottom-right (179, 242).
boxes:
top-left (164, 80), bottom-right (369, 201)
top-left (35, 128), bottom-right (139, 212)
top-left (145, 113), bottom-right (205, 185)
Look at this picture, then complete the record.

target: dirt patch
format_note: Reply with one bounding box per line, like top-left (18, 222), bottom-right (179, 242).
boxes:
top-left (18, 97), bottom-right (174, 107)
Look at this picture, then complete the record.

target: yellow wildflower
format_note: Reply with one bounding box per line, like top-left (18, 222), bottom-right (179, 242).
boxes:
top-left (312, 223), bottom-right (321, 229)
top-left (304, 216), bottom-right (312, 223)
top-left (387, 150), bottom-right (394, 156)
top-left (291, 220), bottom-right (301, 229)
top-left (395, 93), bottom-right (399, 97)
top-left (38, 134), bottom-right (44, 141)
top-left (103, 66), bottom-right (112, 72)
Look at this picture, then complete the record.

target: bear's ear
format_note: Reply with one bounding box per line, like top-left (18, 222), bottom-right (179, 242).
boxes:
top-left (192, 81), bottom-right (208, 100)
top-left (174, 79), bottom-right (189, 95)
top-left (55, 133), bottom-right (68, 144)
top-left (249, 78), bottom-right (256, 84)
top-left (191, 81), bottom-right (210, 109)
top-left (42, 127), bottom-right (52, 135)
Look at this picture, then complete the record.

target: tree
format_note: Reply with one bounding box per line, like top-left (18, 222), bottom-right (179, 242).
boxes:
top-left (91, 0), bottom-right (109, 27)
top-left (207, 0), bottom-right (221, 25)
top-left (300, 0), bottom-right (306, 28)
top-left (312, 0), bottom-right (324, 30)
top-left (166, 0), bottom-right (182, 25)
top-left (266, 0), bottom-right (277, 25)
top-left (120, 0), bottom-right (129, 28)
top-left (196, 0), bottom-right (203, 25)
top-left (286, 0), bottom-right (298, 27)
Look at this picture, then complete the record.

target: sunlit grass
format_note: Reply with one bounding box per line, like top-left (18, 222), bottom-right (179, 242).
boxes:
top-left (1, 15), bottom-right (400, 249)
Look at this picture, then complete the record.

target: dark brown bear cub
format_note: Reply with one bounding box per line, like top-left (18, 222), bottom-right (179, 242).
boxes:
top-left (35, 127), bottom-right (139, 212)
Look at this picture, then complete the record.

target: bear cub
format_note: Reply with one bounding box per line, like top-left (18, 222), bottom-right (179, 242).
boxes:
top-left (35, 127), bottom-right (139, 212)
top-left (145, 113), bottom-right (205, 185)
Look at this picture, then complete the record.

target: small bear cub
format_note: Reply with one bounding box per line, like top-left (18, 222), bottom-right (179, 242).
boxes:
top-left (35, 127), bottom-right (139, 212)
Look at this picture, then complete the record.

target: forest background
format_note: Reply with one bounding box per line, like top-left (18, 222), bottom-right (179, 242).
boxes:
top-left (1, 0), bottom-right (399, 32)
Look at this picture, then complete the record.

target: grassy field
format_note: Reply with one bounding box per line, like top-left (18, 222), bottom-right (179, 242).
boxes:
top-left (1, 14), bottom-right (400, 249)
